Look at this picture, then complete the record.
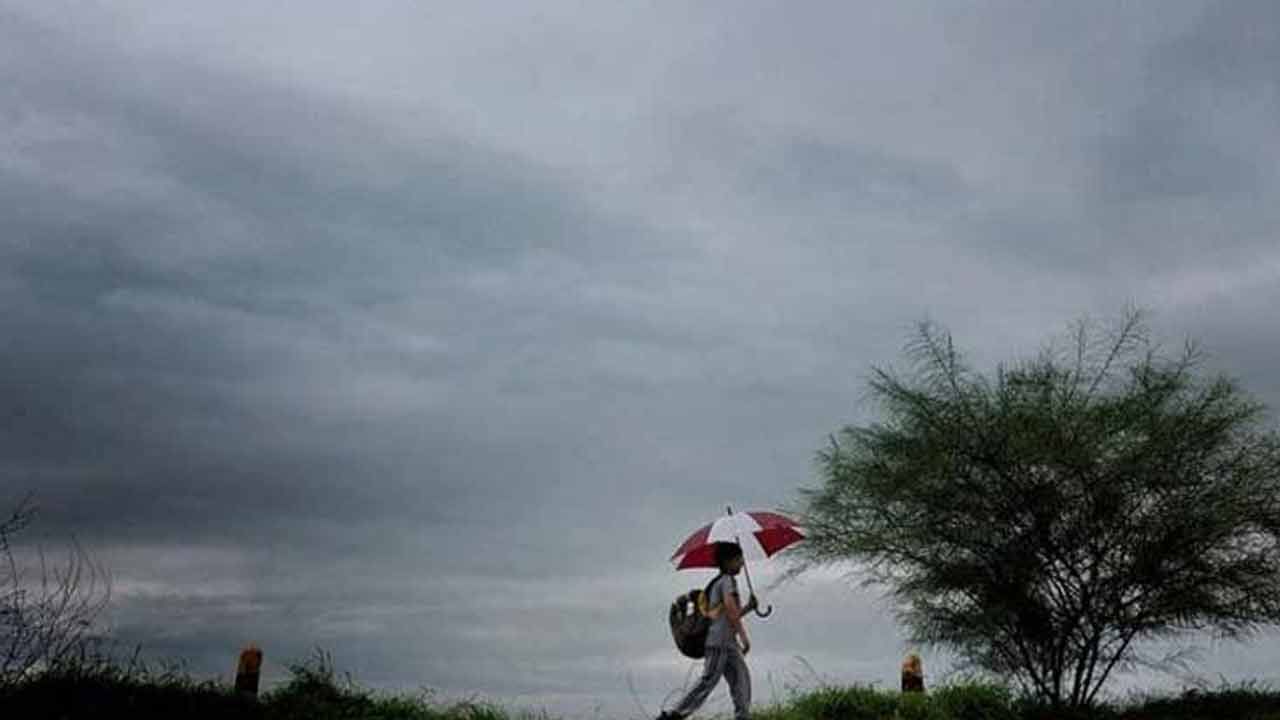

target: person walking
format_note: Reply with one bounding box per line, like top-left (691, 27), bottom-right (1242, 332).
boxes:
top-left (658, 541), bottom-right (758, 720)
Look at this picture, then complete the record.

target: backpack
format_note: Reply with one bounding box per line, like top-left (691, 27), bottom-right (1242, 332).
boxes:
top-left (668, 573), bottom-right (725, 659)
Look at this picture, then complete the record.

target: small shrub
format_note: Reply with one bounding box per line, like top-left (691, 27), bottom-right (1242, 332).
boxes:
top-left (1013, 697), bottom-right (1120, 720)
top-left (0, 645), bottom-right (260, 720)
top-left (790, 684), bottom-right (900, 720)
top-left (930, 683), bottom-right (1017, 720)
top-left (1115, 681), bottom-right (1280, 720)
top-left (896, 691), bottom-right (944, 720)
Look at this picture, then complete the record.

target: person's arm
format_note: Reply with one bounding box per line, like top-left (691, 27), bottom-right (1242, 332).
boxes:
top-left (722, 586), bottom-right (750, 654)
top-left (727, 592), bottom-right (758, 619)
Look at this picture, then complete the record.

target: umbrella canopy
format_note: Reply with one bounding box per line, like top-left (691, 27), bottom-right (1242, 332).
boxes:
top-left (670, 510), bottom-right (804, 570)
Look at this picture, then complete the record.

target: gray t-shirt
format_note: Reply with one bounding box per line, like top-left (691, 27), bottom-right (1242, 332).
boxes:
top-left (705, 573), bottom-right (740, 648)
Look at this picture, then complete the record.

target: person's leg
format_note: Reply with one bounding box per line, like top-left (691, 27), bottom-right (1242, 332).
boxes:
top-left (666, 647), bottom-right (728, 719)
top-left (722, 646), bottom-right (751, 720)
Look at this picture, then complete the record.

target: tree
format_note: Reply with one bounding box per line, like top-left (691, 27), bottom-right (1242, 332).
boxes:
top-left (1, 493), bottom-right (112, 687)
top-left (785, 308), bottom-right (1280, 709)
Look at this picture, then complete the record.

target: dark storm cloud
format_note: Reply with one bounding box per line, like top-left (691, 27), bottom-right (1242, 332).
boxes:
top-left (1, 5), bottom-right (672, 547)
top-left (1, 4), bottom-right (701, 689)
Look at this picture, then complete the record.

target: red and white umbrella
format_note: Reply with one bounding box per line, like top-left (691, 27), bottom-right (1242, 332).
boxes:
top-left (669, 506), bottom-right (805, 618)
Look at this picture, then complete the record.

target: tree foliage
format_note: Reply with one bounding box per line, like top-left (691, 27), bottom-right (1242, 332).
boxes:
top-left (787, 308), bottom-right (1280, 708)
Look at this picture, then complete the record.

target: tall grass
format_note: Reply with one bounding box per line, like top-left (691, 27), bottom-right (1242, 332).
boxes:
top-left (3, 646), bottom-right (1279, 719)
top-left (0, 645), bottom-right (553, 720)
top-left (0, 642), bottom-right (261, 719)
top-left (1112, 681), bottom-right (1280, 720)
top-left (752, 681), bottom-right (1016, 720)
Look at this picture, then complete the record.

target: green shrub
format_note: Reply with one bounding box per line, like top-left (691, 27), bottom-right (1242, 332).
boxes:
top-left (930, 683), bottom-right (1017, 720)
top-left (1013, 701), bottom-right (1118, 720)
top-left (789, 684), bottom-right (900, 720)
top-left (897, 691), bottom-right (945, 720)
top-left (1115, 681), bottom-right (1280, 720)
top-left (0, 649), bottom-right (261, 720)
top-left (262, 648), bottom-right (465, 720)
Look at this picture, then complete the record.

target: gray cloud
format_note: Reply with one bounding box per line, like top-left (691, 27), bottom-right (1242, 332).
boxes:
top-left (3, 1), bottom-right (1280, 717)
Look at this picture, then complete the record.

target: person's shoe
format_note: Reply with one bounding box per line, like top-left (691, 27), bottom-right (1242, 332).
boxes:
top-left (655, 712), bottom-right (682, 720)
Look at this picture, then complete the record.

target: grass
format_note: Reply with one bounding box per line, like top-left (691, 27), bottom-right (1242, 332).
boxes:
top-left (752, 682), bottom-right (1017, 720)
top-left (3, 648), bottom-right (1279, 719)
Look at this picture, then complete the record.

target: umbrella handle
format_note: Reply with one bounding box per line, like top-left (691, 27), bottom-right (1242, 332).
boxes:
top-left (741, 592), bottom-right (773, 619)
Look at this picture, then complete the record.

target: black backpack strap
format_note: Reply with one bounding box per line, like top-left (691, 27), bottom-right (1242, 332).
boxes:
top-left (706, 571), bottom-right (727, 594)
top-left (702, 571), bottom-right (725, 606)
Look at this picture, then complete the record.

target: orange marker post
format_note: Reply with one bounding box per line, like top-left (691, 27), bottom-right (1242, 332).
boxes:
top-left (235, 644), bottom-right (263, 698)
top-left (901, 653), bottom-right (924, 693)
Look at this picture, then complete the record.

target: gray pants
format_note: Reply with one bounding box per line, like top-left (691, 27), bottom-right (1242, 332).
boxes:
top-left (672, 645), bottom-right (751, 720)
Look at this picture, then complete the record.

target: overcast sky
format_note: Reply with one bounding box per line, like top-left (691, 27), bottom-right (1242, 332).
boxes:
top-left (3, 1), bottom-right (1280, 716)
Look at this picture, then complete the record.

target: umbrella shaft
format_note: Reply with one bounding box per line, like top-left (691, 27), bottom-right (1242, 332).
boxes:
top-left (726, 505), bottom-right (758, 597)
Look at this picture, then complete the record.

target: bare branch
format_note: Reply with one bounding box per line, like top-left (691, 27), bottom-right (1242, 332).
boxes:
top-left (0, 499), bottom-right (112, 688)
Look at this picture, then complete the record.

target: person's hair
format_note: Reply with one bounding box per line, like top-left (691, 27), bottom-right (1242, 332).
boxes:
top-left (714, 542), bottom-right (743, 570)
